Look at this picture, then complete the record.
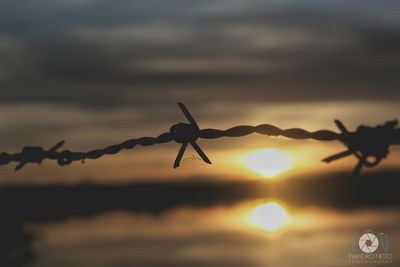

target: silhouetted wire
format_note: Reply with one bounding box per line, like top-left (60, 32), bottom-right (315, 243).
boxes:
top-left (0, 103), bottom-right (398, 176)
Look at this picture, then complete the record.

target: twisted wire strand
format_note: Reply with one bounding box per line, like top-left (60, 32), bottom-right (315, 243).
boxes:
top-left (0, 103), bottom-right (398, 176)
top-left (0, 126), bottom-right (339, 166)
top-left (200, 125), bottom-right (340, 140)
top-left (61, 132), bottom-right (173, 164)
top-left (0, 132), bottom-right (173, 168)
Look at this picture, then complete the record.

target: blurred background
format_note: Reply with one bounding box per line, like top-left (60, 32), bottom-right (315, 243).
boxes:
top-left (0, 0), bottom-right (399, 266)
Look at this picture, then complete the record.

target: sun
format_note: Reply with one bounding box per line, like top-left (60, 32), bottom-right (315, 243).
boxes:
top-left (249, 202), bottom-right (290, 232)
top-left (243, 148), bottom-right (294, 178)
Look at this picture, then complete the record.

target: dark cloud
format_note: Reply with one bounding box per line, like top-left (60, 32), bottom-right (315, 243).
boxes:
top-left (0, 0), bottom-right (399, 109)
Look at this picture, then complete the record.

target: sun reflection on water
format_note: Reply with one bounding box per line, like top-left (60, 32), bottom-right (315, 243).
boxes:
top-left (249, 201), bottom-right (290, 233)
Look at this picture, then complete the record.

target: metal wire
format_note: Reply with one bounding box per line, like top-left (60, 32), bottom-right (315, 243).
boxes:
top-left (0, 103), bottom-right (399, 176)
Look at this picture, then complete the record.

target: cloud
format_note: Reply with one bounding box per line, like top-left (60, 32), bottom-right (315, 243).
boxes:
top-left (0, 0), bottom-right (399, 109)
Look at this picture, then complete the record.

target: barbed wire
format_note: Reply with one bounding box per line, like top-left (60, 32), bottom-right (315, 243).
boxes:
top-left (0, 103), bottom-right (399, 176)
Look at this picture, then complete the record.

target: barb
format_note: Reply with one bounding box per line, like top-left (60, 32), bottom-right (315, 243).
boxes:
top-left (0, 103), bottom-right (399, 176)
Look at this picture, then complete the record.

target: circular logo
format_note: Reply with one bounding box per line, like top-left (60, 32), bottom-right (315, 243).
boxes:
top-left (359, 232), bottom-right (379, 253)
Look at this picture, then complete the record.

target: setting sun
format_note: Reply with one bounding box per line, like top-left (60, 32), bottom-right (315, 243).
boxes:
top-left (250, 202), bottom-right (290, 232)
top-left (244, 148), bottom-right (294, 178)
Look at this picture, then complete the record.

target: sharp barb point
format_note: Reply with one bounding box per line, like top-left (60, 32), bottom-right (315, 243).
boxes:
top-left (190, 141), bottom-right (212, 164)
top-left (15, 162), bottom-right (25, 171)
top-left (174, 143), bottom-right (188, 168)
top-left (50, 140), bottom-right (65, 152)
top-left (352, 158), bottom-right (365, 177)
top-left (334, 120), bottom-right (349, 134)
top-left (177, 103), bottom-right (199, 129)
top-left (322, 150), bottom-right (353, 163)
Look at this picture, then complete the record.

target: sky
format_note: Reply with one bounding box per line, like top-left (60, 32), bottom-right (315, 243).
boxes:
top-left (0, 0), bottom-right (399, 184)
top-left (1, 3), bottom-right (400, 266)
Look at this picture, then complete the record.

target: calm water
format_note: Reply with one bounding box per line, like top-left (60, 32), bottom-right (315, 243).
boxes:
top-left (26, 200), bottom-right (399, 267)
